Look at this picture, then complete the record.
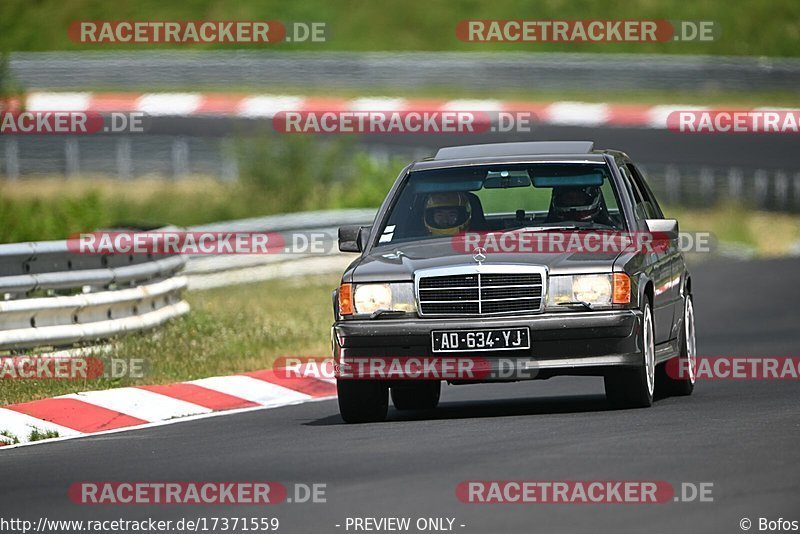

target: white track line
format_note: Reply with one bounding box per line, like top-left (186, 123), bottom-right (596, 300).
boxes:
top-left (546, 101), bottom-right (610, 126)
top-left (136, 93), bottom-right (203, 116)
top-left (348, 97), bottom-right (408, 111)
top-left (647, 104), bottom-right (709, 129)
top-left (61, 388), bottom-right (211, 422)
top-left (236, 95), bottom-right (305, 118)
top-left (441, 99), bottom-right (504, 111)
top-left (189, 375), bottom-right (310, 407)
top-left (26, 92), bottom-right (92, 111)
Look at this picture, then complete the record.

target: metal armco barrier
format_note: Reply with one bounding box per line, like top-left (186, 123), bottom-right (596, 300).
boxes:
top-left (0, 209), bottom-right (377, 351)
top-left (0, 234), bottom-right (188, 351)
top-left (11, 51), bottom-right (800, 92)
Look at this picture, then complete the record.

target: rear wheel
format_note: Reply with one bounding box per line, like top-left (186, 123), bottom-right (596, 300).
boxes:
top-left (604, 301), bottom-right (655, 409)
top-left (657, 294), bottom-right (696, 396)
top-left (337, 379), bottom-right (389, 423)
top-left (391, 381), bottom-right (441, 410)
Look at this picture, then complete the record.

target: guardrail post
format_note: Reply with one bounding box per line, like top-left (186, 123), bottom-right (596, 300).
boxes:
top-left (4, 137), bottom-right (19, 179)
top-left (116, 137), bottom-right (132, 179)
top-left (754, 169), bottom-right (769, 209)
top-left (171, 137), bottom-right (189, 179)
top-left (774, 171), bottom-right (789, 210)
top-left (665, 166), bottom-right (680, 204)
top-left (700, 167), bottom-right (715, 204)
top-left (221, 137), bottom-right (238, 182)
top-left (794, 172), bottom-right (800, 212)
top-left (727, 168), bottom-right (743, 201)
top-left (65, 138), bottom-right (80, 177)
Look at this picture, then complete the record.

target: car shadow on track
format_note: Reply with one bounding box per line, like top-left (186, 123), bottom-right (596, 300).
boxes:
top-left (305, 393), bottom-right (620, 426)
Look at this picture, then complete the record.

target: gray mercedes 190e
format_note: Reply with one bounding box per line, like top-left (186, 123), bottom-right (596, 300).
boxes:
top-left (332, 141), bottom-right (697, 423)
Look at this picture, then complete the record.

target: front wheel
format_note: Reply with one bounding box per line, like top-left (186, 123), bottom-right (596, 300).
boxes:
top-left (391, 381), bottom-right (441, 411)
top-left (605, 301), bottom-right (655, 409)
top-left (337, 379), bottom-right (389, 423)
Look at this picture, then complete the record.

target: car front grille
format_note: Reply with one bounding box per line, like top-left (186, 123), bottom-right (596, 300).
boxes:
top-left (416, 268), bottom-right (545, 316)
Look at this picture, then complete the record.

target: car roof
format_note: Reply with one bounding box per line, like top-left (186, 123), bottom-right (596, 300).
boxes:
top-left (408, 141), bottom-right (621, 171)
top-left (410, 153), bottom-right (609, 172)
top-left (434, 141), bottom-right (595, 160)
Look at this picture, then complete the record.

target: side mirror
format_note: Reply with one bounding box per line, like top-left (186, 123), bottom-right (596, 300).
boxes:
top-left (645, 219), bottom-right (679, 239)
top-left (338, 225), bottom-right (369, 253)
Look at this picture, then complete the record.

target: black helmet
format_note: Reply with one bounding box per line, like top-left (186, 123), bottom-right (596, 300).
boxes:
top-left (551, 186), bottom-right (602, 222)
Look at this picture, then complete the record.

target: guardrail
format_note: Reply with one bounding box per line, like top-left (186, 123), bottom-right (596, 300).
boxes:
top-left (0, 210), bottom-right (376, 352)
top-left (183, 209), bottom-right (376, 290)
top-left (11, 51), bottom-right (800, 91)
top-left (0, 235), bottom-right (188, 351)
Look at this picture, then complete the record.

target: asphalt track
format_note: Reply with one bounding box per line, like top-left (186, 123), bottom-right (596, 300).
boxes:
top-left (1, 257), bottom-right (798, 534)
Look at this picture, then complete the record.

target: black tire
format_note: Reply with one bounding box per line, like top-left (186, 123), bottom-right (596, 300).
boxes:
top-left (337, 379), bottom-right (389, 423)
top-left (656, 294), bottom-right (696, 397)
top-left (604, 301), bottom-right (655, 409)
top-left (391, 381), bottom-right (441, 411)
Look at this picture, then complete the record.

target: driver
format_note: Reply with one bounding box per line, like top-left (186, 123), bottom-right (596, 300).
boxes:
top-left (549, 186), bottom-right (606, 223)
top-left (423, 192), bottom-right (472, 235)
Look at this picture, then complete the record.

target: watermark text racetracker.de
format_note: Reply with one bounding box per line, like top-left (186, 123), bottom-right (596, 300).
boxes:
top-left (279, 356), bottom-right (562, 381)
top-left (457, 480), bottom-right (714, 503)
top-left (457, 19), bottom-right (720, 43)
top-left (69, 231), bottom-right (333, 255)
top-left (68, 481), bottom-right (325, 505)
top-left (272, 110), bottom-right (538, 134)
top-left (0, 356), bottom-right (146, 380)
top-left (0, 111), bottom-right (148, 135)
top-left (451, 230), bottom-right (716, 255)
top-left (69, 20), bottom-right (328, 44)
top-left (668, 356), bottom-right (800, 380)
top-left (668, 110), bottom-right (800, 133)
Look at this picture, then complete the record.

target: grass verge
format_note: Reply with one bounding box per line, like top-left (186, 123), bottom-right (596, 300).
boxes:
top-left (2, 0), bottom-right (799, 57)
top-left (665, 203), bottom-right (800, 257)
top-left (0, 137), bottom-right (406, 243)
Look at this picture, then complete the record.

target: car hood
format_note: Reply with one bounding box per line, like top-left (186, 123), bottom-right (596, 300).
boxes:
top-left (348, 239), bottom-right (621, 282)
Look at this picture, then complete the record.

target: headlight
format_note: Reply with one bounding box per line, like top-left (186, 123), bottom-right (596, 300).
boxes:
top-left (573, 275), bottom-right (612, 305)
top-left (547, 273), bottom-right (630, 309)
top-left (352, 283), bottom-right (416, 315)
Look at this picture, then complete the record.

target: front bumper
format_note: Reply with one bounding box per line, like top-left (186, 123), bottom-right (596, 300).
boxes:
top-left (333, 310), bottom-right (644, 380)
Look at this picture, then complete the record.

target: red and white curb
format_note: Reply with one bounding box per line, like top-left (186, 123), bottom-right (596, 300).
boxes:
top-left (0, 369), bottom-right (336, 448)
top-left (7, 91), bottom-right (781, 129)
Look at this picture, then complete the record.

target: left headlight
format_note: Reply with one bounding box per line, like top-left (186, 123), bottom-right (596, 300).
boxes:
top-left (547, 273), bottom-right (630, 309)
top-left (352, 283), bottom-right (417, 315)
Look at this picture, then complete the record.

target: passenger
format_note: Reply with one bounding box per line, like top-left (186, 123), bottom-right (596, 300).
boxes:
top-left (549, 186), bottom-right (609, 225)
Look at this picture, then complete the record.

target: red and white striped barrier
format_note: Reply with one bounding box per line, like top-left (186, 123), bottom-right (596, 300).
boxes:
top-left (0, 368), bottom-right (335, 447)
top-left (9, 91), bottom-right (729, 129)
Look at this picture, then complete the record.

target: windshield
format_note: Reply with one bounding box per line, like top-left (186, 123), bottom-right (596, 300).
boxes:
top-left (375, 163), bottom-right (626, 246)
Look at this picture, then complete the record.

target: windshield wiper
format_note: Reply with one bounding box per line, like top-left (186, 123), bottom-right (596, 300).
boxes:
top-left (509, 225), bottom-right (582, 233)
top-left (509, 223), bottom-right (616, 233)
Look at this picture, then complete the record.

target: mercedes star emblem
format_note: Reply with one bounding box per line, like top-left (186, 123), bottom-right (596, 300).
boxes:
top-left (472, 247), bottom-right (487, 264)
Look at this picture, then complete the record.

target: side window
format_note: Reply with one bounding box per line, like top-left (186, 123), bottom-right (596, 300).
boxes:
top-left (619, 164), bottom-right (648, 220)
top-left (626, 164), bottom-right (663, 218)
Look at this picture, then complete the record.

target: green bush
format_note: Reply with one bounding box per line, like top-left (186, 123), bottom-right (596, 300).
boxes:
top-left (0, 136), bottom-right (407, 243)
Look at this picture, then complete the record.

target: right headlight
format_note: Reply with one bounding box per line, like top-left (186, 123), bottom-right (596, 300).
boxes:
top-left (546, 273), bottom-right (631, 310)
